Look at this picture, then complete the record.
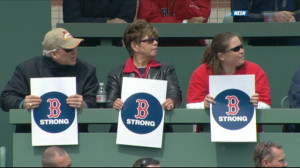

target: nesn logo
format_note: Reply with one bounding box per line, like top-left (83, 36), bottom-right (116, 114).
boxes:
top-left (232, 10), bottom-right (248, 16)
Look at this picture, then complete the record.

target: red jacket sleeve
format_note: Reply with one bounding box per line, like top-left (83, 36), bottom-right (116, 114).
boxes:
top-left (255, 67), bottom-right (272, 106)
top-left (238, 61), bottom-right (272, 106)
top-left (187, 64), bottom-right (209, 103)
top-left (174, 0), bottom-right (211, 22)
top-left (137, 0), bottom-right (184, 23)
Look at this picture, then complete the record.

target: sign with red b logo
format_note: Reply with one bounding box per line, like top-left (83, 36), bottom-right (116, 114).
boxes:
top-left (212, 89), bottom-right (254, 130)
top-left (116, 77), bottom-right (167, 148)
top-left (121, 93), bottom-right (163, 134)
top-left (31, 77), bottom-right (78, 146)
top-left (209, 75), bottom-right (256, 142)
top-left (33, 92), bottom-right (75, 133)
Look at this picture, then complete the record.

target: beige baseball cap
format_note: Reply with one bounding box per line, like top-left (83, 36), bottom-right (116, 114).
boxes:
top-left (42, 28), bottom-right (83, 50)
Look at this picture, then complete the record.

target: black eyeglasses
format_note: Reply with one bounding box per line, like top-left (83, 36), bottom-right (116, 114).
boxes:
top-left (140, 38), bottom-right (158, 44)
top-left (140, 157), bottom-right (152, 167)
top-left (55, 48), bottom-right (75, 53)
top-left (226, 44), bottom-right (243, 52)
top-left (62, 48), bottom-right (75, 53)
top-left (260, 140), bottom-right (271, 162)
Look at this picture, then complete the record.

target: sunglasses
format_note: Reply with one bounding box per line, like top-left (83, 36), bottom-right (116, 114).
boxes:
top-left (140, 158), bottom-right (153, 167)
top-left (226, 44), bottom-right (243, 52)
top-left (260, 140), bottom-right (271, 162)
top-left (62, 48), bottom-right (75, 53)
top-left (140, 38), bottom-right (158, 44)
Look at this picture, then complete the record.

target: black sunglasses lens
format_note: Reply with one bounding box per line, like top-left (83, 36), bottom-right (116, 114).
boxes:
top-left (64, 49), bottom-right (74, 53)
top-left (148, 39), bottom-right (155, 43)
top-left (141, 38), bottom-right (158, 44)
top-left (232, 45), bottom-right (243, 52)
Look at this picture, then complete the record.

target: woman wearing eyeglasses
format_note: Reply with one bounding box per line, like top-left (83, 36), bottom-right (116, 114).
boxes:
top-left (106, 20), bottom-right (182, 132)
top-left (186, 32), bottom-right (271, 132)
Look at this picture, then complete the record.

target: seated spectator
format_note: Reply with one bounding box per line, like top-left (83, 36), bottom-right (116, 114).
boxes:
top-left (63, 0), bottom-right (137, 46)
top-left (284, 64), bottom-right (300, 132)
top-left (231, 0), bottom-right (300, 46)
top-left (137, 0), bottom-right (211, 46)
top-left (133, 157), bottom-right (160, 167)
top-left (0, 28), bottom-right (99, 133)
top-left (186, 32), bottom-right (271, 132)
top-left (63, 0), bottom-right (136, 23)
top-left (253, 140), bottom-right (288, 167)
top-left (42, 146), bottom-right (72, 167)
top-left (106, 20), bottom-right (182, 132)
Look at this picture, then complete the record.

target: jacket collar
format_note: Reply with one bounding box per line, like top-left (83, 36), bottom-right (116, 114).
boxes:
top-left (123, 56), bottom-right (161, 73)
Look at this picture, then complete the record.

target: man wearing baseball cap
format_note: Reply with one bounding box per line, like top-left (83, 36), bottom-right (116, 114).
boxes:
top-left (0, 28), bottom-right (99, 132)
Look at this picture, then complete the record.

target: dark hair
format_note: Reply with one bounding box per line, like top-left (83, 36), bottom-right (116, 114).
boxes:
top-left (253, 140), bottom-right (283, 167)
top-left (202, 32), bottom-right (243, 74)
top-left (123, 19), bottom-right (159, 56)
top-left (133, 157), bottom-right (160, 167)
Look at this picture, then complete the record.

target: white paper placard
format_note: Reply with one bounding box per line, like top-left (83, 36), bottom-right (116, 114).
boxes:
top-left (116, 77), bottom-right (167, 148)
top-left (31, 77), bottom-right (78, 146)
top-left (209, 75), bottom-right (256, 142)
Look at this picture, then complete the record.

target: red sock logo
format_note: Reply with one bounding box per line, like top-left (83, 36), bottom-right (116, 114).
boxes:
top-left (47, 98), bottom-right (61, 118)
top-left (135, 99), bottom-right (149, 119)
top-left (225, 96), bottom-right (239, 115)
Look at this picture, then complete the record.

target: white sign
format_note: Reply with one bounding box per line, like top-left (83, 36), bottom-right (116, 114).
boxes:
top-left (31, 77), bottom-right (78, 146)
top-left (116, 77), bottom-right (167, 148)
top-left (209, 75), bottom-right (256, 142)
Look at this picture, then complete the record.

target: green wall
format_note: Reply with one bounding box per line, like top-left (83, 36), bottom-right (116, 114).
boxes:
top-left (10, 109), bottom-right (300, 167)
top-left (1, 0), bottom-right (300, 166)
top-left (0, 0), bottom-right (51, 166)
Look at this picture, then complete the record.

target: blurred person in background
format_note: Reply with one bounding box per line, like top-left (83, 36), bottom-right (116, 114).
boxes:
top-left (42, 146), bottom-right (72, 167)
top-left (231, 0), bottom-right (300, 46)
top-left (63, 0), bottom-right (137, 46)
top-left (133, 157), bottom-right (161, 167)
top-left (137, 0), bottom-right (211, 46)
top-left (253, 140), bottom-right (288, 167)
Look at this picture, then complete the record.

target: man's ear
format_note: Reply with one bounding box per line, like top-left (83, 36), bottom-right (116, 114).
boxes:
top-left (261, 158), bottom-right (269, 167)
top-left (50, 50), bottom-right (57, 59)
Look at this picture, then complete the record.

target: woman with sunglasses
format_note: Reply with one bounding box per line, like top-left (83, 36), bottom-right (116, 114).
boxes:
top-left (106, 20), bottom-right (182, 132)
top-left (186, 31), bottom-right (271, 132)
